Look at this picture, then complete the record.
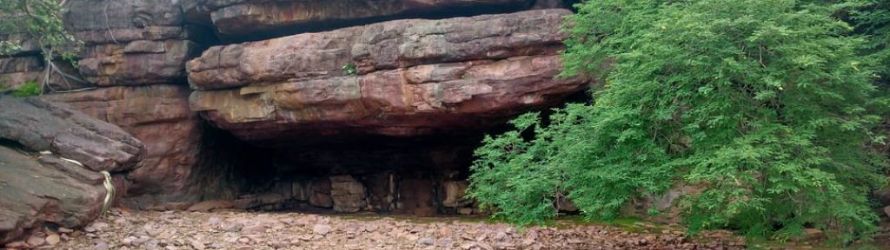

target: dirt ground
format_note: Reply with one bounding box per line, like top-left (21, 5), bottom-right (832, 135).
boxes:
top-left (7, 209), bottom-right (890, 250)
top-left (4, 208), bottom-right (756, 250)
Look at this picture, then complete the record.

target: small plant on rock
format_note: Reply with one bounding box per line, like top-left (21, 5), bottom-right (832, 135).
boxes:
top-left (342, 63), bottom-right (358, 76)
top-left (11, 80), bottom-right (42, 97)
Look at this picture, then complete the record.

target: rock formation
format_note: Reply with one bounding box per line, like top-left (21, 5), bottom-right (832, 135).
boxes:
top-left (3, 0), bottom-right (588, 217)
top-left (7, 0), bottom-right (215, 205)
top-left (0, 97), bottom-right (144, 172)
top-left (0, 96), bottom-right (144, 244)
top-left (43, 85), bottom-right (203, 202)
top-left (62, 0), bottom-right (206, 86)
top-left (188, 9), bottom-right (585, 141)
top-left (181, 0), bottom-right (538, 39)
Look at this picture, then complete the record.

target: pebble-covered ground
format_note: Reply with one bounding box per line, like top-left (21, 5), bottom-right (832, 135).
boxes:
top-left (8, 209), bottom-right (751, 250)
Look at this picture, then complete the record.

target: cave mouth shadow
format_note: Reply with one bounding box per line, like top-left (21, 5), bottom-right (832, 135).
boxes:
top-left (195, 124), bottom-right (489, 216)
top-left (190, 88), bottom-right (592, 216)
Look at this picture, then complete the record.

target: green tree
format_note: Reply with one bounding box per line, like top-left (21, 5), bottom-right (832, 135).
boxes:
top-left (0, 0), bottom-right (81, 95)
top-left (848, 0), bottom-right (889, 85)
top-left (469, 0), bottom-right (887, 241)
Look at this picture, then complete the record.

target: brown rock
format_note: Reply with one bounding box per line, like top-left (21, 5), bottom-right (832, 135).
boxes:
top-left (364, 173), bottom-right (398, 211)
top-left (61, 0), bottom-right (205, 86)
top-left (25, 235), bottom-right (45, 247)
top-left (556, 195), bottom-right (578, 212)
top-left (441, 181), bottom-right (470, 208)
top-left (43, 85), bottom-right (204, 202)
top-left (45, 233), bottom-right (60, 246)
top-left (188, 9), bottom-right (569, 90)
top-left (397, 179), bottom-right (436, 216)
top-left (0, 146), bottom-right (107, 244)
top-left (181, 0), bottom-right (535, 37)
top-left (77, 40), bottom-right (199, 86)
top-left (309, 178), bottom-right (333, 208)
top-left (188, 10), bottom-right (587, 141)
top-left (312, 224), bottom-right (332, 236)
top-left (187, 200), bottom-right (235, 212)
top-left (329, 175), bottom-right (367, 212)
top-left (291, 180), bottom-right (310, 201)
top-left (0, 96), bottom-right (144, 172)
top-left (0, 43), bottom-right (87, 92)
top-left (62, 0), bottom-right (186, 44)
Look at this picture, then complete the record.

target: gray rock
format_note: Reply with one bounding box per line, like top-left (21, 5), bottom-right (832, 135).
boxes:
top-left (312, 224), bottom-right (332, 236)
top-left (0, 97), bottom-right (144, 172)
top-left (330, 175), bottom-right (367, 213)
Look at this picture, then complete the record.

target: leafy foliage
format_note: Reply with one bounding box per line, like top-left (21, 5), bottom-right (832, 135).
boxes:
top-left (0, 0), bottom-right (82, 94)
top-left (469, 0), bottom-right (887, 241)
top-left (342, 63), bottom-right (358, 76)
top-left (848, 0), bottom-right (890, 85)
top-left (11, 80), bottom-right (42, 97)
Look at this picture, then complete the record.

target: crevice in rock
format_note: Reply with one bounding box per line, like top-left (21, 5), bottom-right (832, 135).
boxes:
top-left (216, 3), bottom-right (534, 43)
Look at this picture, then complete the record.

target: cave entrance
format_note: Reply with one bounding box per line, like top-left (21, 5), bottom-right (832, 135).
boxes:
top-left (200, 127), bottom-right (484, 216)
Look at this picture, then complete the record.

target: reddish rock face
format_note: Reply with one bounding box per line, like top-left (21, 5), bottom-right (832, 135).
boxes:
top-left (0, 97), bottom-right (144, 172)
top-left (188, 9), bottom-right (587, 141)
top-left (43, 85), bottom-right (203, 201)
top-left (0, 56), bottom-right (90, 91)
top-left (182, 0), bottom-right (535, 37)
top-left (77, 40), bottom-right (200, 86)
top-left (62, 0), bottom-right (205, 86)
top-left (0, 97), bottom-right (144, 244)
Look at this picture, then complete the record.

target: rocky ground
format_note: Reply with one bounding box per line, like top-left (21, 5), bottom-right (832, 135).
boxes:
top-left (6, 209), bottom-right (753, 250)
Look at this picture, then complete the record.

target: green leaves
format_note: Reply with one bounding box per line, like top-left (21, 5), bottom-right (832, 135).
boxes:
top-left (0, 0), bottom-right (82, 95)
top-left (468, 0), bottom-right (887, 242)
top-left (11, 80), bottom-right (41, 97)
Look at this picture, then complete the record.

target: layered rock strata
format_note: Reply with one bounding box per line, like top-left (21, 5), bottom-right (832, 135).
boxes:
top-left (43, 85), bottom-right (203, 202)
top-left (62, 0), bottom-right (205, 86)
top-left (181, 0), bottom-right (536, 38)
top-left (27, 0), bottom-right (213, 204)
top-left (0, 96), bottom-right (144, 244)
top-left (188, 9), bottom-right (585, 141)
top-left (0, 97), bottom-right (144, 172)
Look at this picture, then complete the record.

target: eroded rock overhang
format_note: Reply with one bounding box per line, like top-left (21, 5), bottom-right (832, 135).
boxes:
top-left (188, 9), bottom-right (589, 142)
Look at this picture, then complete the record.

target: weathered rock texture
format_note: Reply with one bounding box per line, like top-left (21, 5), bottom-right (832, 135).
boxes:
top-left (0, 97), bottom-right (144, 172)
top-left (62, 0), bottom-right (205, 86)
top-left (181, 0), bottom-right (535, 38)
top-left (189, 9), bottom-right (586, 141)
top-left (0, 96), bottom-right (144, 244)
top-left (0, 57), bottom-right (41, 89)
top-left (43, 85), bottom-right (204, 202)
top-left (0, 56), bottom-right (90, 91)
top-left (220, 138), bottom-right (479, 214)
top-left (0, 146), bottom-right (106, 244)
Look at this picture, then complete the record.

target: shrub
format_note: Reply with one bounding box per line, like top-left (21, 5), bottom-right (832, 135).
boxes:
top-left (11, 80), bottom-right (41, 97)
top-left (469, 0), bottom-right (887, 242)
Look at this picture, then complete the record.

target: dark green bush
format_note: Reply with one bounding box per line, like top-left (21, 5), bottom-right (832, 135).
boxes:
top-left (469, 0), bottom-right (887, 242)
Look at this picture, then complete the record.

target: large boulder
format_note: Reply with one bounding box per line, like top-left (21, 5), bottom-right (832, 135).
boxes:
top-left (43, 85), bottom-right (204, 203)
top-left (188, 9), bottom-right (587, 141)
top-left (0, 96), bottom-right (144, 244)
top-left (61, 0), bottom-right (205, 86)
top-left (181, 0), bottom-right (535, 38)
top-left (0, 146), bottom-right (106, 244)
top-left (0, 97), bottom-right (144, 172)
